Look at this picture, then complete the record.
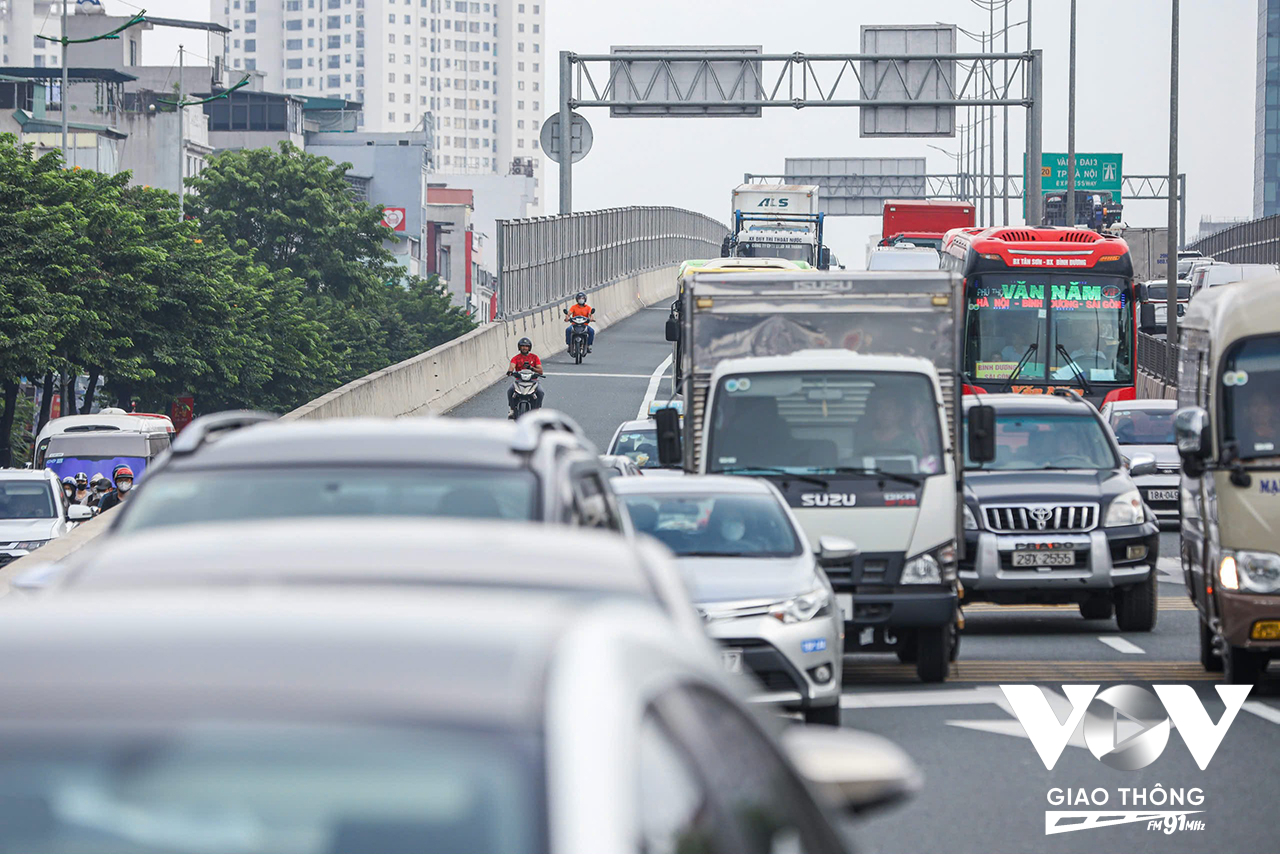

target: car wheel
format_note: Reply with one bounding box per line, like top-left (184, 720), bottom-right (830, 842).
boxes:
top-left (915, 625), bottom-right (952, 683)
top-left (895, 631), bottom-right (917, 664)
top-left (1199, 618), bottom-right (1224, 672)
top-left (950, 623), bottom-right (962, 662)
top-left (1079, 595), bottom-right (1114, 621)
top-left (803, 701), bottom-right (842, 727)
top-left (1114, 570), bottom-right (1158, 632)
top-left (1223, 644), bottom-right (1266, 685)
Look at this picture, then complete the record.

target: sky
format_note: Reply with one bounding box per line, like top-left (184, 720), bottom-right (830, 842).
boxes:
top-left (97, 0), bottom-right (1256, 265)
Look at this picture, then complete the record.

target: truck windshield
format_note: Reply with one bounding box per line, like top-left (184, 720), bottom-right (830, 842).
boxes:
top-left (706, 371), bottom-right (944, 476)
top-left (736, 242), bottom-right (813, 264)
top-left (964, 274), bottom-right (1134, 386)
top-left (1221, 334), bottom-right (1280, 460)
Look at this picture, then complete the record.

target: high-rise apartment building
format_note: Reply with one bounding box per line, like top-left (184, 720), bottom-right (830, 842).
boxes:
top-left (1257, 0), bottom-right (1280, 217)
top-left (211, 0), bottom-right (545, 208)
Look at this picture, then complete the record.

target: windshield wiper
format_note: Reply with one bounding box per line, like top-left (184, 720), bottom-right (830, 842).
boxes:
top-left (823, 466), bottom-right (923, 487)
top-left (1055, 344), bottom-right (1094, 396)
top-left (1000, 342), bottom-right (1038, 392)
top-left (680, 551), bottom-right (755, 557)
top-left (715, 466), bottom-right (829, 488)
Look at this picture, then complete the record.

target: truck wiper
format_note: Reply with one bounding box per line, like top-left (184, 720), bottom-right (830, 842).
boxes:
top-left (715, 466), bottom-right (829, 488)
top-left (1000, 343), bottom-right (1038, 392)
top-left (823, 466), bottom-right (923, 487)
top-left (1055, 344), bottom-right (1094, 396)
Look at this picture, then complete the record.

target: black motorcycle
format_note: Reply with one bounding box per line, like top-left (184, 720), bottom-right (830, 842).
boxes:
top-left (568, 315), bottom-right (591, 365)
top-left (510, 368), bottom-right (542, 419)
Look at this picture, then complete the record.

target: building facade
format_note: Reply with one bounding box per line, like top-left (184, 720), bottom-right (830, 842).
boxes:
top-left (1257, 0), bottom-right (1280, 217)
top-left (211, 0), bottom-right (545, 210)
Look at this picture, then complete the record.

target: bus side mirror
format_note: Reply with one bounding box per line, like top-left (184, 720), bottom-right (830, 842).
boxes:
top-left (1138, 303), bottom-right (1157, 334)
top-left (653, 407), bottom-right (683, 467)
top-left (1175, 407), bottom-right (1211, 475)
top-left (665, 315), bottom-right (680, 343)
top-left (818, 246), bottom-right (832, 270)
top-left (967, 405), bottom-right (997, 464)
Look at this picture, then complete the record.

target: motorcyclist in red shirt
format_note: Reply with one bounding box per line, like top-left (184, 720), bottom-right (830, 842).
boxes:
top-left (507, 337), bottom-right (545, 418)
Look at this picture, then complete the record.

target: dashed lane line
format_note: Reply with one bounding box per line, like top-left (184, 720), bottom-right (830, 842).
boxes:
top-left (1097, 636), bottom-right (1147, 655)
top-left (543, 372), bottom-right (655, 379)
top-left (1242, 700), bottom-right (1280, 726)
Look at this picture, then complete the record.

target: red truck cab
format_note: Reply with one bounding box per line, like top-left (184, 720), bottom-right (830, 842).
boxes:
top-left (881, 200), bottom-right (976, 251)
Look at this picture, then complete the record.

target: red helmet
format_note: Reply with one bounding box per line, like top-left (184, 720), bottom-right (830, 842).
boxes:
top-left (113, 465), bottom-right (135, 484)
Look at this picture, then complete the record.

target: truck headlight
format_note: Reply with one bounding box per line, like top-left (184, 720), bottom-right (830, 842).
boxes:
top-left (902, 542), bottom-right (957, 584)
top-left (1104, 490), bottom-right (1144, 527)
top-left (1220, 551), bottom-right (1280, 594)
top-left (963, 504), bottom-right (979, 531)
top-left (769, 589), bottom-right (832, 624)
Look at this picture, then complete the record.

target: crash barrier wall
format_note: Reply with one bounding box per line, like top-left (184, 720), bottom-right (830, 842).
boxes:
top-left (1187, 213), bottom-right (1280, 264)
top-left (285, 264), bottom-right (679, 421)
top-left (1135, 331), bottom-right (1177, 400)
top-left (497, 206), bottom-right (726, 317)
top-left (0, 508), bottom-right (115, 596)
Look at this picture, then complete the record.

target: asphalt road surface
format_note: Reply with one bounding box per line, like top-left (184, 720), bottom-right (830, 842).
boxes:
top-left (452, 302), bottom-right (1280, 854)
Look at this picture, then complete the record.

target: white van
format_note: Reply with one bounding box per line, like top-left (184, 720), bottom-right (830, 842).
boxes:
top-left (1188, 262), bottom-right (1279, 297)
top-left (33, 409), bottom-right (174, 484)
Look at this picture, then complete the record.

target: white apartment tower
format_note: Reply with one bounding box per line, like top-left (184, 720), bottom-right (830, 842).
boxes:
top-left (211, 0), bottom-right (545, 208)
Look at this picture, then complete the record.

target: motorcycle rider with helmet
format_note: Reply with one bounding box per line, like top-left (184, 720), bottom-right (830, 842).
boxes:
top-left (507, 337), bottom-right (545, 419)
top-left (59, 476), bottom-right (77, 504)
top-left (72, 472), bottom-right (91, 504)
top-left (564, 292), bottom-right (596, 354)
top-left (97, 465), bottom-right (135, 513)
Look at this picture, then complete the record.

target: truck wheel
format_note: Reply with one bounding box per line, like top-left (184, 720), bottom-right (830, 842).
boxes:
top-left (915, 625), bottom-right (952, 683)
top-left (1079, 595), bottom-right (1114, 621)
top-left (1115, 570), bottom-right (1157, 632)
top-left (1223, 645), bottom-right (1266, 685)
top-left (895, 631), bottom-right (917, 664)
top-left (1199, 619), bottom-right (1223, 672)
top-left (803, 702), bottom-right (842, 727)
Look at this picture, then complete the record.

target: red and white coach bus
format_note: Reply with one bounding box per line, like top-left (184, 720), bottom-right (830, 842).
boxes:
top-left (940, 226), bottom-right (1137, 407)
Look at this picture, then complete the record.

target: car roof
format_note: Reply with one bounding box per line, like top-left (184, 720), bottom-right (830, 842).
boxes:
top-left (1107, 398), bottom-right (1177, 412)
top-left (163, 417), bottom-right (547, 470)
top-left (963, 392), bottom-right (1097, 414)
top-left (614, 419), bottom-right (655, 433)
top-left (610, 474), bottom-right (776, 496)
top-left (0, 469), bottom-right (56, 482)
top-left (60, 519), bottom-right (658, 599)
top-left (0, 587), bottom-right (588, 729)
top-left (713, 352), bottom-right (939, 376)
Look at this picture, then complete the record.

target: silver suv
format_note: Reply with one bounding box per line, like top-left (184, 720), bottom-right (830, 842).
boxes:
top-left (106, 410), bottom-right (632, 536)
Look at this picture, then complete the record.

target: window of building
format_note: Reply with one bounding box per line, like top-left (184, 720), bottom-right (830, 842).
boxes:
top-left (328, 35), bottom-right (340, 48)
top-left (328, 74), bottom-right (341, 87)
top-left (388, 111), bottom-right (396, 121)
top-left (533, 23), bottom-right (539, 33)
top-left (244, 39), bottom-right (256, 51)
top-left (517, 42), bottom-right (524, 52)
top-left (286, 0), bottom-right (301, 9)
top-left (287, 58), bottom-right (303, 69)
top-left (286, 38), bottom-right (303, 49)
top-left (327, 14), bottom-right (340, 27)
top-left (245, 20), bottom-right (256, 33)
top-left (245, 58), bottom-right (257, 69)
top-left (286, 77), bottom-right (303, 89)
top-left (286, 19), bottom-right (302, 30)
top-left (327, 55), bottom-right (340, 68)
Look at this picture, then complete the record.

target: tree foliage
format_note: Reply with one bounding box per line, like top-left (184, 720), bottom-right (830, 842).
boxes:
top-left (0, 136), bottom-right (475, 464)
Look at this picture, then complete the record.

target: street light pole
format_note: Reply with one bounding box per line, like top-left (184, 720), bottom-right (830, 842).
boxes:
top-left (1165, 0), bottom-right (1180, 364)
top-left (1067, 0), bottom-right (1077, 226)
top-left (177, 44), bottom-right (185, 222)
top-left (60, 0), bottom-right (69, 165)
top-left (1003, 0), bottom-right (1010, 225)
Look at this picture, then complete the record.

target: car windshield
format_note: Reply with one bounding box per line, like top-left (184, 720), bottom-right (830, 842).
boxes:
top-left (1109, 408), bottom-right (1176, 445)
top-left (611, 428), bottom-right (662, 469)
top-left (1221, 334), bottom-right (1280, 460)
top-left (966, 413), bottom-right (1117, 470)
top-left (0, 721), bottom-right (541, 854)
top-left (0, 482), bottom-right (56, 520)
top-left (1144, 284), bottom-right (1190, 302)
top-left (621, 493), bottom-right (801, 557)
top-left (114, 467), bottom-right (540, 533)
top-left (705, 371), bottom-right (944, 477)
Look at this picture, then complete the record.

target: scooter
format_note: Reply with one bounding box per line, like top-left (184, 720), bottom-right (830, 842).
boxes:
top-left (510, 368), bottom-right (542, 419)
top-left (568, 315), bottom-right (591, 365)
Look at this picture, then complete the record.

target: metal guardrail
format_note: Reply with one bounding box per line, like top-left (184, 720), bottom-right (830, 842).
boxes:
top-left (1187, 212), bottom-right (1280, 264)
top-left (495, 206), bottom-right (727, 317)
top-left (1136, 331), bottom-right (1176, 385)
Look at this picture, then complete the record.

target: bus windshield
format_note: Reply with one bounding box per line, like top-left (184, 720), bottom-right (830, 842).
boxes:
top-left (964, 274), bottom-right (1133, 386)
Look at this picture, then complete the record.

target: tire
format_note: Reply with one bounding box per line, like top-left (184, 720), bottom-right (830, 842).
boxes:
top-left (1115, 570), bottom-right (1158, 632)
top-left (895, 631), bottom-right (918, 664)
top-left (1080, 595), bottom-right (1115, 621)
top-left (1223, 644), bottom-right (1267, 685)
top-left (803, 701), bottom-right (842, 727)
top-left (915, 624), bottom-right (952, 683)
top-left (1199, 618), bottom-right (1224, 672)
top-left (515, 399), bottom-right (532, 418)
top-left (573, 338), bottom-right (583, 365)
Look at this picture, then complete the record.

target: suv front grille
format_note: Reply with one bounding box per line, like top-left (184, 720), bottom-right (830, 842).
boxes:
top-left (983, 503), bottom-right (1099, 533)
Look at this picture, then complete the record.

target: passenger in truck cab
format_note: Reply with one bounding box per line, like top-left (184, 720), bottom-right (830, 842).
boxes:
top-left (857, 388), bottom-right (941, 474)
top-left (1234, 392), bottom-right (1280, 459)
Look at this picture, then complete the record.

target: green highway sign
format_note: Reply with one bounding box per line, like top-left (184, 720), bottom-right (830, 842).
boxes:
top-left (1026, 152), bottom-right (1123, 199)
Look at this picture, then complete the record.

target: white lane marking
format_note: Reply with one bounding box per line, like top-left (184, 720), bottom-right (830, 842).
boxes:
top-left (637, 353), bottom-right (675, 419)
top-left (1097, 636), bottom-right (1147, 655)
top-left (1157, 556), bottom-right (1181, 583)
top-left (840, 686), bottom-right (1006, 709)
top-left (1241, 700), bottom-right (1280, 727)
top-left (545, 372), bottom-right (654, 379)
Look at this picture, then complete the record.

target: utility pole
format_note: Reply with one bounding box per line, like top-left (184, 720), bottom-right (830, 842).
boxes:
top-left (1026, 49), bottom-right (1043, 225)
top-left (1002, 0), bottom-right (1010, 225)
top-left (1165, 0), bottom-right (1180, 365)
top-left (178, 44), bottom-right (184, 222)
top-left (60, 0), bottom-right (69, 165)
top-left (1067, 0), bottom-right (1077, 226)
top-left (987, 8), bottom-right (996, 229)
top-left (558, 50), bottom-right (572, 214)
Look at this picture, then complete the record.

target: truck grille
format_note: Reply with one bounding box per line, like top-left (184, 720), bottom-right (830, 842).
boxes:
top-left (982, 503), bottom-right (1099, 532)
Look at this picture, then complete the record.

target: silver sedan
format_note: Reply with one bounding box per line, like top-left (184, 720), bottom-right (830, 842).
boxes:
top-left (613, 474), bottom-right (852, 726)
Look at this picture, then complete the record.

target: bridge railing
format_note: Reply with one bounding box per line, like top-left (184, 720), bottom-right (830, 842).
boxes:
top-left (496, 206), bottom-right (727, 317)
top-left (1188, 213), bottom-right (1280, 263)
top-left (1136, 331), bottom-right (1175, 385)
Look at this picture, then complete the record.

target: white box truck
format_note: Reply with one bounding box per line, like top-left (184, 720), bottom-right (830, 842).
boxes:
top-left (724, 184), bottom-right (831, 269)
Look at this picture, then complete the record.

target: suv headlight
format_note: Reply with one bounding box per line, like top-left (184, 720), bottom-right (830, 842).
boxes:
top-left (769, 589), bottom-right (832, 624)
top-left (12, 540), bottom-right (49, 551)
top-left (1105, 490), bottom-right (1144, 527)
top-left (963, 504), bottom-right (979, 531)
top-left (1220, 551), bottom-right (1280, 594)
top-left (902, 541), bottom-right (957, 584)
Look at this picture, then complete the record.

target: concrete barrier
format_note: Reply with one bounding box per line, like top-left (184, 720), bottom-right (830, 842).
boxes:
top-left (285, 265), bottom-right (678, 420)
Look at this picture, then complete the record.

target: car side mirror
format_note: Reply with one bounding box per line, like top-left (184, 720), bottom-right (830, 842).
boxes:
top-left (1138, 302), bottom-right (1157, 334)
top-left (1128, 452), bottom-right (1158, 477)
top-left (665, 315), bottom-right (680, 343)
top-left (1177, 303), bottom-right (1186, 317)
top-left (67, 504), bottom-right (93, 522)
top-left (966, 404), bottom-right (997, 464)
top-left (653, 407), bottom-right (683, 467)
top-left (817, 535), bottom-right (858, 567)
top-left (720, 236), bottom-right (732, 258)
top-left (781, 726), bottom-right (922, 815)
top-left (1135, 283), bottom-right (1147, 301)
top-left (818, 246), bottom-right (832, 270)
